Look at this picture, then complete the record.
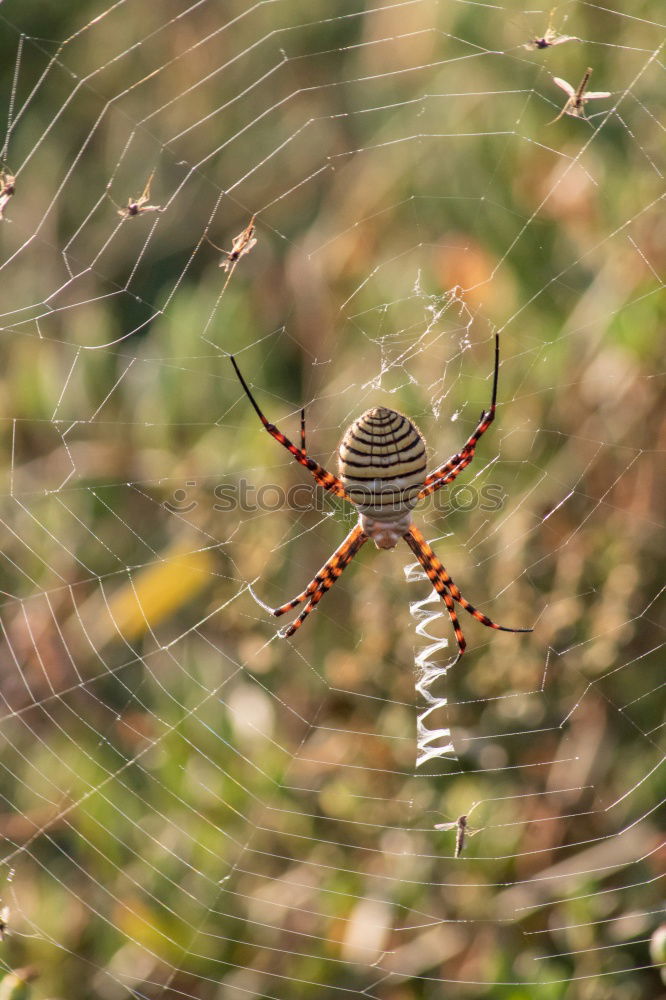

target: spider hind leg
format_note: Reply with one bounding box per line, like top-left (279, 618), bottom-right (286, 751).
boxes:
top-left (268, 524), bottom-right (368, 638)
top-left (403, 525), bottom-right (533, 658)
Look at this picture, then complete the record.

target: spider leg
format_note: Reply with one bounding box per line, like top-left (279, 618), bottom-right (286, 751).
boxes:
top-left (230, 356), bottom-right (352, 501)
top-left (408, 528), bottom-right (531, 631)
top-left (419, 334), bottom-right (499, 500)
top-left (273, 524), bottom-right (368, 637)
top-left (403, 526), bottom-right (533, 657)
top-left (403, 526), bottom-right (467, 659)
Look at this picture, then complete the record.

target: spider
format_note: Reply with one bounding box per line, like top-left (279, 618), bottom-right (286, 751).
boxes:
top-left (230, 335), bottom-right (532, 659)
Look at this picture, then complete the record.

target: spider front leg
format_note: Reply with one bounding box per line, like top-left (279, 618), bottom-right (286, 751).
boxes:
top-left (403, 525), bottom-right (533, 659)
top-left (419, 333), bottom-right (499, 500)
top-left (230, 356), bottom-right (351, 501)
top-left (273, 523), bottom-right (368, 637)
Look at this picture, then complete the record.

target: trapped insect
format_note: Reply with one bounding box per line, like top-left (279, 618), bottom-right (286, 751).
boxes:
top-left (435, 815), bottom-right (476, 857)
top-left (550, 67), bottom-right (610, 123)
top-left (230, 336), bottom-right (533, 660)
top-left (212, 215), bottom-right (257, 271)
top-left (0, 168), bottom-right (15, 220)
top-left (116, 170), bottom-right (161, 219)
top-left (524, 8), bottom-right (576, 50)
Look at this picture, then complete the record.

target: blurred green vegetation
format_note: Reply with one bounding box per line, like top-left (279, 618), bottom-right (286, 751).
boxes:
top-left (0, 1), bottom-right (664, 998)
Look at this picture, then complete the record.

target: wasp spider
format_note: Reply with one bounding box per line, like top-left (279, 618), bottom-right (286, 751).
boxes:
top-left (231, 336), bottom-right (532, 658)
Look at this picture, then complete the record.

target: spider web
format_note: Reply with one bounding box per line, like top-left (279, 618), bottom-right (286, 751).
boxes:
top-left (0, 1), bottom-right (664, 996)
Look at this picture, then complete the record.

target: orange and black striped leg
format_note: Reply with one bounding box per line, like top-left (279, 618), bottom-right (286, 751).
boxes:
top-left (230, 356), bottom-right (352, 502)
top-left (441, 569), bottom-right (532, 635)
top-left (403, 526), bottom-right (532, 655)
top-left (419, 409), bottom-right (494, 498)
top-left (403, 527), bottom-right (467, 659)
top-left (419, 333), bottom-right (500, 500)
top-left (417, 451), bottom-right (473, 499)
top-left (273, 523), bottom-right (368, 638)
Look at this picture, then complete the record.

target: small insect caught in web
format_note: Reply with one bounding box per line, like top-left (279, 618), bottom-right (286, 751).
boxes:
top-left (435, 814), bottom-right (480, 858)
top-left (0, 167), bottom-right (16, 220)
top-left (209, 215), bottom-right (257, 272)
top-left (116, 170), bottom-right (161, 219)
top-left (549, 67), bottom-right (610, 123)
top-left (524, 7), bottom-right (577, 50)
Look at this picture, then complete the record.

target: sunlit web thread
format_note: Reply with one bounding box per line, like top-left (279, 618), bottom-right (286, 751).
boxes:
top-left (404, 554), bottom-right (456, 768)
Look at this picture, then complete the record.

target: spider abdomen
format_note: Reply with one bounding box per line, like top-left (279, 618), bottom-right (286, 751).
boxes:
top-left (338, 407), bottom-right (426, 520)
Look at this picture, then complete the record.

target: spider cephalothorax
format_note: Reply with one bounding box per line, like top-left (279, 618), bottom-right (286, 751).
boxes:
top-left (230, 336), bottom-right (532, 659)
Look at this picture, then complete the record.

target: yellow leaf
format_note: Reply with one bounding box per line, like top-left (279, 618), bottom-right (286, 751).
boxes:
top-left (107, 543), bottom-right (214, 641)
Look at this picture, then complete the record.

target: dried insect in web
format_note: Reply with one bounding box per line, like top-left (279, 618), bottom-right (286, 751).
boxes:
top-left (209, 215), bottom-right (257, 272)
top-left (230, 336), bottom-right (533, 658)
top-left (455, 815), bottom-right (468, 857)
top-left (524, 7), bottom-right (577, 50)
top-left (0, 167), bottom-right (15, 220)
top-left (549, 67), bottom-right (610, 124)
top-left (115, 170), bottom-right (161, 219)
top-left (434, 815), bottom-right (480, 858)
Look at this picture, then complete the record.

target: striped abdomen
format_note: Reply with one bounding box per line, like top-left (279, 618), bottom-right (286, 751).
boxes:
top-left (338, 407), bottom-right (426, 521)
